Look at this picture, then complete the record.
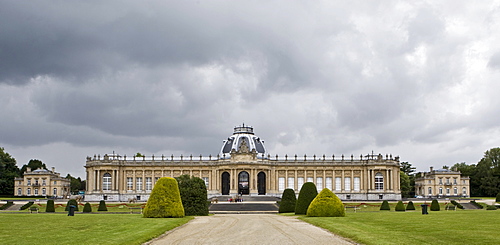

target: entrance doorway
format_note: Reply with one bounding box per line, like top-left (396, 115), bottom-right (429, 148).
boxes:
top-left (257, 172), bottom-right (266, 195)
top-left (222, 172), bottom-right (230, 195)
top-left (238, 171), bottom-right (249, 195)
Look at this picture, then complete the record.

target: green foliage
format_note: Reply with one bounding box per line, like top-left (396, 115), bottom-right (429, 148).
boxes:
top-left (98, 200), bottom-right (108, 211)
top-left (279, 188), bottom-right (297, 213)
top-left (450, 200), bottom-right (464, 209)
top-left (0, 147), bottom-right (20, 196)
top-left (380, 200), bottom-right (390, 210)
top-left (306, 188), bottom-right (345, 217)
top-left (65, 199), bottom-right (79, 211)
top-left (496, 193), bottom-right (500, 203)
top-left (395, 201), bottom-right (405, 211)
top-left (400, 172), bottom-right (411, 198)
top-left (0, 201), bottom-right (14, 210)
top-left (295, 182), bottom-right (318, 215)
top-left (175, 175), bottom-right (208, 216)
top-left (430, 199), bottom-right (440, 211)
top-left (20, 159), bottom-right (47, 176)
top-left (45, 200), bottom-right (55, 212)
top-left (486, 205), bottom-right (497, 210)
top-left (143, 177), bottom-right (184, 218)
top-left (19, 201), bottom-right (34, 210)
top-left (406, 201), bottom-right (416, 210)
top-left (83, 202), bottom-right (92, 213)
top-left (470, 200), bottom-right (484, 209)
top-left (66, 174), bottom-right (85, 193)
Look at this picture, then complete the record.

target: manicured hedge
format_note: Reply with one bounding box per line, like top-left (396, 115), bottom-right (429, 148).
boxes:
top-left (175, 175), bottom-right (209, 216)
top-left (306, 188), bottom-right (345, 217)
top-left (143, 177), bottom-right (184, 218)
top-left (83, 202), bottom-right (92, 213)
top-left (486, 205), bottom-right (497, 210)
top-left (406, 201), bottom-right (415, 210)
top-left (19, 201), bottom-right (34, 210)
top-left (450, 200), bottom-right (464, 209)
top-left (470, 200), bottom-right (483, 209)
top-left (279, 188), bottom-right (297, 213)
top-left (0, 201), bottom-right (14, 210)
top-left (98, 200), bottom-right (108, 211)
top-left (380, 200), bottom-right (390, 211)
top-left (65, 199), bottom-right (79, 211)
top-left (430, 199), bottom-right (440, 211)
top-left (295, 182), bottom-right (318, 215)
top-left (395, 201), bottom-right (405, 212)
top-left (45, 200), bottom-right (55, 212)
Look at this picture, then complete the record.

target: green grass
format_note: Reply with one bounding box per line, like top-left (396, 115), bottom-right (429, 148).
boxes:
top-left (0, 213), bottom-right (192, 245)
top-left (300, 209), bottom-right (500, 245)
top-left (13, 202), bottom-right (147, 213)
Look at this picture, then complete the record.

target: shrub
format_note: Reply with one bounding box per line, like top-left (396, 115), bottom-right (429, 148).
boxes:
top-left (98, 200), bottom-right (107, 211)
top-left (65, 199), bottom-right (79, 211)
top-left (143, 177), bottom-right (184, 218)
top-left (175, 175), bottom-right (209, 216)
top-left (486, 205), bottom-right (497, 210)
top-left (83, 202), bottom-right (92, 213)
top-left (470, 200), bottom-right (484, 209)
top-left (307, 188), bottom-right (345, 217)
top-left (0, 201), bottom-right (14, 210)
top-left (45, 200), bottom-right (55, 212)
top-left (450, 200), bottom-right (464, 209)
top-left (395, 201), bottom-right (405, 212)
top-left (430, 199), bottom-right (440, 211)
top-left (380, 200), bottom-right (390, 211)
top-left (496, 193), bottom-right (500, 203)
top-left (406, 201), bottom-right (415, 210)
top-left (19, 201), bottom-right (34, 210)
top-left (295, 182), bottom-right (318, 215)
top-left (279, 189), bottom-right (297, 213)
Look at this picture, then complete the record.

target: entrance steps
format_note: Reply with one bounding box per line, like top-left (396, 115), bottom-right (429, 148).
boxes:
top-left (460, 202), bottom-right (480, 209)
top-left (209, 195), bottom-right (280, 214)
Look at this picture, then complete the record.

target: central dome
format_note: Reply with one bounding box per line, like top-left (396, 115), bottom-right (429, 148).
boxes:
top-left (219, 124), bottom-right (267, 159)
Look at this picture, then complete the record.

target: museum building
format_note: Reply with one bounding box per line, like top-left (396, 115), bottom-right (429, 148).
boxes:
top-left (84, 125), bottom-right (402, 201)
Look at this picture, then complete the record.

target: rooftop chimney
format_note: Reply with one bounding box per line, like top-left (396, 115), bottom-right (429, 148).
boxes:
top-left (27, 167), bottom-right (31, 172)
top-left (430, 166), bottom-right (434, 172)
top-left (52, 167), bottom-right (55, 173)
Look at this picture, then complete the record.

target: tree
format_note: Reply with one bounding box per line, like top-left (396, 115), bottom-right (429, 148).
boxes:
top-left (400, 162), bottom-right (415, 197)
top-left (279, 189), bottom-right (297, 213)
top-left (66, 174), bottom-right (84, 193)
top-left (306, 188), bottom-right (345, 217)
top-left (400, 162), bottom-right (416, 175)
top-left (475, 148), bottom-right (500, 196)
top-left (65, 199), bottom-right (79, 211)
top-left (135, 152), bottom-right (145, 157)
top-left (295, 182), bottom-right (318, 215)
top-left (406, 201), bottom-right (416, 210)
top-left (143, 177), bottom-right (184, 218)
top-left (175, 175), bottom-right (208, 216)
top-left (20, 159), bottom-right (47, 176)
top-left (400, 172), bottom-right (411, 198)
top-left (83, 202), bottom-right (92, 213)
top-left (0, 147), bottom-right (20, 196)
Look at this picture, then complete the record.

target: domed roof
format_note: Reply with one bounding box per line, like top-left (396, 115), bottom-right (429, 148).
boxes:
top-left (220, 124), bottom-right (267, 159)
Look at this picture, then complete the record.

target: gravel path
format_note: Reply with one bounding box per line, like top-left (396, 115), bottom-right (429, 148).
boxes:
top-left (146, 214), bottom-right (354, 245)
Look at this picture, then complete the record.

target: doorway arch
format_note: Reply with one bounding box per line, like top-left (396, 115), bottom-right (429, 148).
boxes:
top-left (238, 171), bottom-right (249, 195)
top-left (257, 171), bottom-right (266, 195)
top-left (221, 172), bottom-right (230, 195)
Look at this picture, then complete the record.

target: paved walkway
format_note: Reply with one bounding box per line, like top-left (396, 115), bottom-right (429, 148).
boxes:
top-left (146, 214), bottom-right (354, 245)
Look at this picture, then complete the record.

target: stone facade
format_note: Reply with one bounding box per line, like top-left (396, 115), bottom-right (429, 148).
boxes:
top-left (14, 167), bottom-right (71, 198)
top-left (84, 126), bottom-right (402, 202)
top-left (414, 167), bottom-right (470, 198)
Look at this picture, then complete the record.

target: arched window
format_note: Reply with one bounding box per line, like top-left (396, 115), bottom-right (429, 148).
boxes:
top-left (53, 188), bottom-right (57, 196)
top-left (439, 187), bottom-right (443, 195)
top-left (17, 188), bottom-right (22, 196)
top-left (454, 187), bottom-right (458, 195)
top-left (103, 173), bottom-right (112, 191)
top-left (375, 172), bottom-right (384, 190)
top-left (27, 188), bottom-right (31, 195)
top-left (428, 187), bottom-right (432, 195)
top-left (462, 187), bottom-right (467, 196)
top-left (42, 188), bottom-right (46, 195)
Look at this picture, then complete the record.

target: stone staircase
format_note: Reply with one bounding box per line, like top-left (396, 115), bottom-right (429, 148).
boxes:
top-left (209, 195), bottom-right (280, 214)
top-left (460, 202), bottom-right (480, 210)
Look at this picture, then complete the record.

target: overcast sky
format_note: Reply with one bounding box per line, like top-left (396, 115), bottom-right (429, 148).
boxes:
top-left (2, 1), bottom-right (500, 178)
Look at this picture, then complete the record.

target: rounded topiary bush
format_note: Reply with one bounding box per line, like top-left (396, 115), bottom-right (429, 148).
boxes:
top-left (406, 201), bottom-right (415, 210)
top-left (279, 189), bottom-right (297, 213)
top-left (65, 199), bottom-right (79, 211)
top-left (98, 200), bottom-right (107, 211)
top-left (486, 205), bottom-right (497, 210)
top-left (83, 202), bottom-right (92, 213)
top-left (45, 200), bottom-right (55, 212)
top-left (295, 182), bottom-right (318, 215)
top-left (380, 200), bottom-right (390, 211)
top-left (307, 188), bottom-right (345, 217)
top-left (430, 199), bottom-right (440, 211)
top-left (143, 177), bottom-right (184, 218)
top-left (395, 201), bottom-right (405, 212)
top-left (175, 175), bottom-right (209, 216)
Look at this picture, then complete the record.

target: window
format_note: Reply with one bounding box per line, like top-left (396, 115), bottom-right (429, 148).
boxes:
top-left (335, 177), bottom-right (341, 191)
top-left (344, 177), bottom-right (351, 191)
top-left (297, 177), bottom-right (304, 191)
top-left (325, 177), bottom-right (332, 190)
top-left (428, 180), bottom-right (431, 184)
top-left (439, 178), bottom-right (443, 184)
top-left (35, 179), bottom-right (39, 185)
top-left (146, 177), bottom-right (152, 191)
top-left (136, 177), bottom-right (143, 191)
top-left (17, 188), bottom-right (21, 196)
top-left (446, 178), bottom-right (450, 185)
top-left (346, 194), bottom-right (351, 200)
top-left (53, 188), bottom-right (57, 196)
top-left (103, 173), bottom-right (112, 191)
top-left (454, 187), bottom-right (458, 195)
top-left (439, 187), bottom-right (443, 194)
top-left (202, 177), bottom-right (209, 188)
top-left (27, 179), bottom-right (31, 186)
top-left (127, 177), bottom-right (133, 190)
top-left (54, 181), bottom-right (57, 185)
top-left (463, 180), bottom-right (466, 185)
top-left (42, 188), bottom-right (46, 195)
top-left (375, 173), bottom-right (384, 190)
top-left (453, 178), bottom-right (457, 185)
top-left (42, 179), bottom-right (46, 186)
top-left (27, 188), bottom-right (31, 195)
top-left (354, 177), bottom-right (360, 191)
top-left (316, 177), bottom-right (323, 191)
top-left (34, 188), bottom-right (39, 195)
top-left (428, 187), bottom-right (432, 195)
top-left (446, 188), bottom-right (450, 194)
top-left (278, 177), bottom-right (285, 191)
top-left (155, 177), bottom-right (160, 183)
top-left (462, 187), bottom-right (467, 195)
top-left (307, 177), bottom-right (313, 183)
top-left (287, 177), bottom-right (294, 189)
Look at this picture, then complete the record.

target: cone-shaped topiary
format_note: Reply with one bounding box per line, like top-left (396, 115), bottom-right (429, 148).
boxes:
top-left (175, 175), bottom-right (209, 216)
top-left (406, 201), bottom-right (416, 210)
top-left (306, 188), bottom-right (345, 217)
top-left (65, 199), bottom-right (79, 211)
top-left (380, 200), bottom-right (390, 210)
top-left (143, 177), bottom-right (184, 218)
top-left (395, 201), bottom-right (405, 211)
top-left (83, 202), bottom-right (92, 213)
top-left (45, 199), bottom-right (55, 212)
top-left (279, 189), bottom-right (297, 213)
top-left (295, 182), bottom-right (318, 215)
top-left (98, 200), bottom-right (107, 211)
top-left (430, 199), bottom-right (440, 211)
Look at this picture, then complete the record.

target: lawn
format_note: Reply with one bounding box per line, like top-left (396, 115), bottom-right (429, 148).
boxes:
top-left (300, 209), bottom-right (500, 245)
top-left (0, 213), bottom-right (192, 245)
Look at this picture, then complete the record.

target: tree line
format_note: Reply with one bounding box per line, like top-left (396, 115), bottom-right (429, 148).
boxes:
top-left (0, 147), bottom-right (84, 196)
